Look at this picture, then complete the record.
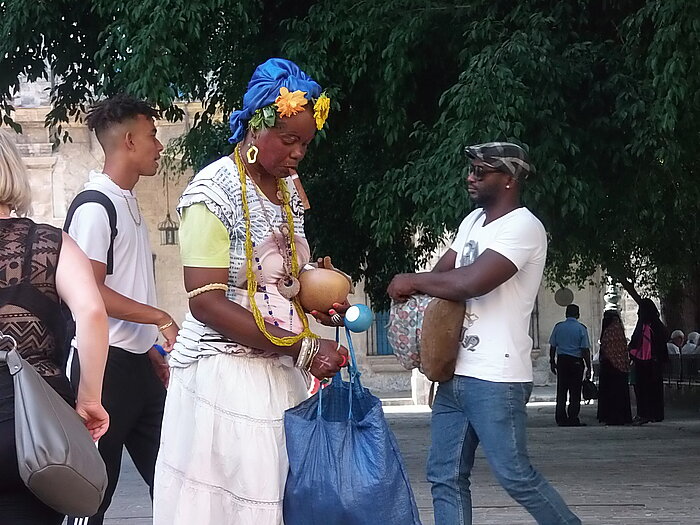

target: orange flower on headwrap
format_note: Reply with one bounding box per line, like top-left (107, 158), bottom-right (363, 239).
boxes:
top-left (275, 87), bottom-right (308, 117)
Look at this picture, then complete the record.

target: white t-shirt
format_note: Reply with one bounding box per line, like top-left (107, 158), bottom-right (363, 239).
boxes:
top-left (449, 207), bottom-right (547, 382)
top-left (68, 171), bottom-right (158, 354)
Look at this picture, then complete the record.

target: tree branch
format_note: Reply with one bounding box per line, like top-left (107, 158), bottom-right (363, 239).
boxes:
top-left (617, 276), bottom-right (642, 305)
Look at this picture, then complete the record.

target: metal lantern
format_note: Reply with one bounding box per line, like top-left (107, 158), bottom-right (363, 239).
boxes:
top-left (158, 212), bottom-right (179, 245)
top-left (158, 174), bottom-right (179, 245)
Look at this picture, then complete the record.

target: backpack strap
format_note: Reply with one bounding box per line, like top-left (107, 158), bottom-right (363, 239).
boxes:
top-left (63, 190), bottom-right (118, 275)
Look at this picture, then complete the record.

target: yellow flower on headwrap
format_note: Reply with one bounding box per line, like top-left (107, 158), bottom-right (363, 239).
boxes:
top-left (313, 93), bottom-right (330, 130)
top-left (275, 87), bottom-right (308, 118)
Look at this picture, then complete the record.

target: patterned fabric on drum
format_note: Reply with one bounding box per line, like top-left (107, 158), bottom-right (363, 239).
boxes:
top-left (387, 294), bottom-right (432, 372)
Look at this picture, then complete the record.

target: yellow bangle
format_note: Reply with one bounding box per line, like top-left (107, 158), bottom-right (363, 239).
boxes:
top-left (186, 282), bottom-right (229, 299)
top-left (158, 320), bottom-right (174, 332)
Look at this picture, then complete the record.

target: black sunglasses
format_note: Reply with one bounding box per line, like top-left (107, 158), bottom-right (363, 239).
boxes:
top-left (468, 164), bottom-right (504, 181)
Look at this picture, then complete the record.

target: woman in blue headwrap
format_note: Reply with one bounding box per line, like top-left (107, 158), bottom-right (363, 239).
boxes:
top-left (153, 59), bottom-right (347, 524)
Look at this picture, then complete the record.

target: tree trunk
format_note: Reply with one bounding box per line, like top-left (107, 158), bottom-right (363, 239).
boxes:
top-left (660, 266), bottom-right (700, 334)
top-left (660, 283), bottom-right (686, 333)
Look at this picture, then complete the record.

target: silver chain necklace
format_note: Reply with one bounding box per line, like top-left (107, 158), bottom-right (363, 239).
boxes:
top-left (103, 173), bottom-right (142, 226)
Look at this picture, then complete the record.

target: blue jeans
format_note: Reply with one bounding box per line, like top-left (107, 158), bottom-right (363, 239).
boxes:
top-left (427, 376), bottom-right (581, 525)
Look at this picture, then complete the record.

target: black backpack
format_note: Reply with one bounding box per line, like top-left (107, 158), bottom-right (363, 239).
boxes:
top-left (60, 190), bottom-right (118, 370)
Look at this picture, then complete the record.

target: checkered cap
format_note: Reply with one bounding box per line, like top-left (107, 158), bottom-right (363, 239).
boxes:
top-left (464, 142), bottom-right (534, 180)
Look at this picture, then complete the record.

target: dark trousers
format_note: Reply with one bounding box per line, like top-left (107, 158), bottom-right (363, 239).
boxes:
top-left (632, 357), bottom-right (665, 422)
top-left (68, 346), bottom-right (166, 525)
top-left (596, 361), bottom-right (632, 425)
top-left (555, 354), bottom-right (584, 425)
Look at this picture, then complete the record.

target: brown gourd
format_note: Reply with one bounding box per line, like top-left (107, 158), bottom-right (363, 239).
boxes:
top-left (297, 268), bottom-right (351, 313)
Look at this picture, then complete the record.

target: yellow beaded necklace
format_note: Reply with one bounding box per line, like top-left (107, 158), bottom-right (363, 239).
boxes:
top-left (234, 146), bottom-right (316, 346)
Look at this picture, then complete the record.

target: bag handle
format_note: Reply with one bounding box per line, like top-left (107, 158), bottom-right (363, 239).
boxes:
top-left (317, 326), bottom-right (362, 420)
top-left (0, 331), bottom-right (23, 375)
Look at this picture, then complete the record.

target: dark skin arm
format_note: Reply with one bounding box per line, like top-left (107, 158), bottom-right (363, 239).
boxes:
top-left (582, 348), bottom-right (592, 380)
top-left (387, 248), bottom-right (518, 303)
top-left (90, 260), bottom-right (177, 386)
top-left (90, 260), bottom-right (179, 348)
top-left (549, 346), bottom-right (557, 375)
top-left (431, 249), bottom-right (458, 273)
top-left (185, 267), bottom-right (346, 380)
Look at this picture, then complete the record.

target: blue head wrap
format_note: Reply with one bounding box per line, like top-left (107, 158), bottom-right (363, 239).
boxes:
top-left (228, 58), bottom-right (322, 144)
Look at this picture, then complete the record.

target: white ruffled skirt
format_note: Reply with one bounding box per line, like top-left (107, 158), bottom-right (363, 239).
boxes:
top-left (153, 353), bottom-right (308, 525)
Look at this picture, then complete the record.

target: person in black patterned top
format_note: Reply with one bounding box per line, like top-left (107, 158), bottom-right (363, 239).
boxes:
top-left (0, 130), bottom-right (110, 524)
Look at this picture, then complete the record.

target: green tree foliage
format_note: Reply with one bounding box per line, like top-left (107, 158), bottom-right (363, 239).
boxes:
top-left (1, 0), bottom-right (698, 310)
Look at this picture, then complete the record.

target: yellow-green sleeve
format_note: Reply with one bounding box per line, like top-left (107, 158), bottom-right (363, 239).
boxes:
top-left (179, 203), bottom-right (230, 268)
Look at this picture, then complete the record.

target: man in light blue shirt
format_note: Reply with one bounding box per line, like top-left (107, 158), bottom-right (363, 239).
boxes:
top-left (549, 304), bottom-right (591, 426)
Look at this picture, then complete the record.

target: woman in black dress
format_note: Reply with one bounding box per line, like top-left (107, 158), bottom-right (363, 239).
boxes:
top-left (597, 310), bottom-right (632, 425)
top-left (628, 298), bottom-right (669, 424)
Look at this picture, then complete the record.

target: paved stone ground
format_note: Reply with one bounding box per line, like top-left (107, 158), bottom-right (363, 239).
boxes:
top-left (82, 388), bottom-right (700, 525)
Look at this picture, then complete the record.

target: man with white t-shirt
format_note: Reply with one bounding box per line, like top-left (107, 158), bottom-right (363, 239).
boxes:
top-left (388, 142), bottom-right (580, 525)
top-left (66, 94), bottom-right (180, 525)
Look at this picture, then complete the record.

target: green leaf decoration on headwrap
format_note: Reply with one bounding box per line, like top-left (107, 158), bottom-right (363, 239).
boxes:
top-left (249, 105), bottom-right (277, 131)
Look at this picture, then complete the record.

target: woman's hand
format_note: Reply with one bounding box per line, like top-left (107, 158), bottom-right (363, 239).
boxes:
top-left (311, 301), bottom-right (351, 327)
top-left (308, 255), bottom-right (354, 325)
top-left (315, 255), bottom-right (335, 270)
top-left (75, 399), bottom-right (110, 441)
top-left (309, 339), bottom-right (349, 380)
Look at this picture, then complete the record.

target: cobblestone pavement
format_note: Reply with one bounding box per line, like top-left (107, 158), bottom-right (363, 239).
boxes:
top-left (390, 402), bottom-right (700, 525)
top-left (91, 393), bottom-right (700, 525)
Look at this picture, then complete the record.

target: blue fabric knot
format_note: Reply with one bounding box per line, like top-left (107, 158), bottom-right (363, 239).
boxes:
top-left (228, 58), bottom-right (322, 144)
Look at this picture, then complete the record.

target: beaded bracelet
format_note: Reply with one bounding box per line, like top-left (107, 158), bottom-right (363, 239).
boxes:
top-left (186, 283), bottom-right (229, 299)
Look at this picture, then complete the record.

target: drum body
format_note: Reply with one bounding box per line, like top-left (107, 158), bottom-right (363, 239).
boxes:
top-left (387, 295), bottom-right (465, 382)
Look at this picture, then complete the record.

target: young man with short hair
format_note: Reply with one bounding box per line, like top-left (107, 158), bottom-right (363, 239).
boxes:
top-left (66, 94), bottom-right (179, 525)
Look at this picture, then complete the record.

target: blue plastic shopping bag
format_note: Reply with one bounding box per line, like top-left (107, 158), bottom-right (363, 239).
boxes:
top-left (283, 328), bottom-right (422, 525)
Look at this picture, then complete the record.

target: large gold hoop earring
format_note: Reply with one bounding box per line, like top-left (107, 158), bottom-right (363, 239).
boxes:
top-left (246, 145), bottom-right (259, 164)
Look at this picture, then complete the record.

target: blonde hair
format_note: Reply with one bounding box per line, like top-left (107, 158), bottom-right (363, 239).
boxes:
top-left (0, 130), bottom-right (32, 216)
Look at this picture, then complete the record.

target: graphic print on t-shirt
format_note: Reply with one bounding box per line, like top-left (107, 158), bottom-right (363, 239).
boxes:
top-left (460, 239), bottom-right (480, 351)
